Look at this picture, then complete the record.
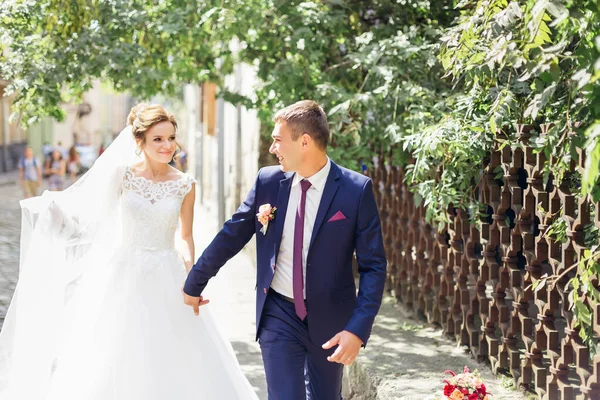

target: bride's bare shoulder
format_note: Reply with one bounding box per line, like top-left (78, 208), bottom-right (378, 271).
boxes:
top-left (128, 163), bottom-right (144, 175)
top-left (166, 165), bottom-right (186, 181)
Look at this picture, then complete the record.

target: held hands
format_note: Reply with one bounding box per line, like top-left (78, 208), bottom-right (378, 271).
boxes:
top-left (181, 287), bottom-right (210, 316)
top-left (322, 330), bottom-right (363, 366)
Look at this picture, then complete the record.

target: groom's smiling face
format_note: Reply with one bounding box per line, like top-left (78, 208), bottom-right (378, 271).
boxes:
top-left (269, 122), bottom-right (303, 172)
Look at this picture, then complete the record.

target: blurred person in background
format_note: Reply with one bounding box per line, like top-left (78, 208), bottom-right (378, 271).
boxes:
top-left (56, 141), bottom-right (68, 158)
top-left (179, 147), bottom-right (188, 172)
top-left (45, 149), bottom-right (66, 191)
top-left (42, 142), bottom-right (53, 178)
top-left (18, 146), bottom-right (42, 198)
top-left (42, 141), bottom-right (53, 158)
top-left (67, 145), bottom-right (80, 182)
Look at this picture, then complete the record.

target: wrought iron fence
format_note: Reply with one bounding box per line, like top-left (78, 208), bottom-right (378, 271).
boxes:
top-left (370, 129), bottom-right (600, 399)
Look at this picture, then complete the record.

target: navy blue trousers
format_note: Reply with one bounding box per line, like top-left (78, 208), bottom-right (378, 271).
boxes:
top-left (258, 290), bottom-right (343, 400)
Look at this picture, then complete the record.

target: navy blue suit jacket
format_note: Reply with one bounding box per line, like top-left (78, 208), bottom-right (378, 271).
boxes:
top-left (184, 161), bottom-right (387, 346)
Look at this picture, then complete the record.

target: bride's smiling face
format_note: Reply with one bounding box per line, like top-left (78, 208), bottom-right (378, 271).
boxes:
top-left (139, 121), bottom-right (177, 164)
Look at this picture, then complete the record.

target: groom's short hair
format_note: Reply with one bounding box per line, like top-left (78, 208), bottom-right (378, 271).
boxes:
top-left (273, 100), bottom-right (329, 150)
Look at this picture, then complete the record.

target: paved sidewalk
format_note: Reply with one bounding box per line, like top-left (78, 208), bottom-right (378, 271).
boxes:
top-left (0, 175), bottom-right (27, 332)
top-left (343, 298), bottom-right (527, 400)
top-left (0, 171), bottom-right (19, 187)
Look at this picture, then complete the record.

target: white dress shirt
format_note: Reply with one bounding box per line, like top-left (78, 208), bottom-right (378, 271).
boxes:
top-left (270, 158), bottom-right (331, 299)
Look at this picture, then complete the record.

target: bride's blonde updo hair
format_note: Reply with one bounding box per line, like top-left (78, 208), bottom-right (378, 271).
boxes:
top-left (127, 103), bottom-right (178, 146)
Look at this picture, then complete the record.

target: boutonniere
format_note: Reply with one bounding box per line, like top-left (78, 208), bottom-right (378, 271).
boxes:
top-left (257, 203), bottom-right (277, 235)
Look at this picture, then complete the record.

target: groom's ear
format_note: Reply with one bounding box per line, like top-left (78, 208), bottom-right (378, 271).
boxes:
top-left (301, 133), bottom-right (311, 148)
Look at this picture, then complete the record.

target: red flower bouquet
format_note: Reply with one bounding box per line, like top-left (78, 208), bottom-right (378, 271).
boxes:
top-left (442, 366), bottom-right (489, 400)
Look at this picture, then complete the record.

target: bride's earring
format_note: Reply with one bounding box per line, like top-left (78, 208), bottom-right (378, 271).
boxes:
top-left (135, 147), bottom-right (142, 156)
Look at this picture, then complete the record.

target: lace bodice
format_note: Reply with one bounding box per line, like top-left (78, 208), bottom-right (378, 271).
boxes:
top-left (121, 167), bottom-right (196, 250)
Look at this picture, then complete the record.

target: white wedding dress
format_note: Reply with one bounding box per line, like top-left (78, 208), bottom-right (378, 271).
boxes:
top-left (0, 166), bottom-right (258, 400)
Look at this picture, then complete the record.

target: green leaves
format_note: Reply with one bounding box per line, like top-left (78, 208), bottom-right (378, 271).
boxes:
top-left (2, 0), bottom-right (598, 237)
top-left (527, 0), bottom-right (553, 47)
top-left (438, 0), bottom-right (599, 207)
top-left (1, 0), bottom-right (226, 125)
top-left (524, 81), bottom-right (556, 119)
top-left (399, 116), bottom-right (494, 228)
top-left (583, 121), bottom-right (600, 200)
top-left (568, 250), bottom-right (600, 354)
top-left (544, 216), bottom-right (568, 244)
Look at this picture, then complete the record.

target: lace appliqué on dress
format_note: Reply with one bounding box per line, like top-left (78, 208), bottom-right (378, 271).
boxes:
top-left (121, 167), bottom-right (195, 204)
top-left (120, 167), bottom-right (196, 251)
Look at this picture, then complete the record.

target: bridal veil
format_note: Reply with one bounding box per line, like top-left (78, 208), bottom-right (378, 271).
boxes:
top-left (0, 125), bottom-right (141, 398)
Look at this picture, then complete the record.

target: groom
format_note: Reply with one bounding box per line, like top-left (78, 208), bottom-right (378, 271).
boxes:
top-left (183, 100), bottom-right (387, 399)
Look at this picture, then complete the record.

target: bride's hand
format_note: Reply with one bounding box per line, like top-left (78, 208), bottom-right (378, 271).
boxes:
top-left (182, 287), bottom-right (210, 316)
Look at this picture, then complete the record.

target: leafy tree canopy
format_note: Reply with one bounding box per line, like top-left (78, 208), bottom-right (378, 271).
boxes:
top-left (1, 0), bottom-right (599, 209)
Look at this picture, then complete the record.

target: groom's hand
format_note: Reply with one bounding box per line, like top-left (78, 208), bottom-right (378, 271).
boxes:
top-left (322, 330), bottom-right (362, 366)
top-left (182, 288), bottom-right (210, 316)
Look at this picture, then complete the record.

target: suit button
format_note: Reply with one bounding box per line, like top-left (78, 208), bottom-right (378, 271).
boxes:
top-left (263, 288), bottom-right (267, 293)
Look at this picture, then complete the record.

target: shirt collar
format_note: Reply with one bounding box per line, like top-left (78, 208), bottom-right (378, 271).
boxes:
top-left (292, 157), bottom-right (331, 192)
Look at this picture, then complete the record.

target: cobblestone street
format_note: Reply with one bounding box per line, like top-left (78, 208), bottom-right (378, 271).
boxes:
top-left (0, 174), bottom-right (27, 331)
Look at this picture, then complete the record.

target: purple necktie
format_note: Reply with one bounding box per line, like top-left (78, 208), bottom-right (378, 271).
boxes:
top-left (293, 179), bottom-right (312, 320)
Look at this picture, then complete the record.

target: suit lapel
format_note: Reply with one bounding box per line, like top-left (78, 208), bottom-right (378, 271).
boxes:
top-left (273, 172), bottom-right (294, 260)
top-left (309, 162), bottom-right (341, 250)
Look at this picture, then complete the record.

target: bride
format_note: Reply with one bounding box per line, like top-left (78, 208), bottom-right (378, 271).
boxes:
top-left (0, 104), bottom-right (258, 400)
